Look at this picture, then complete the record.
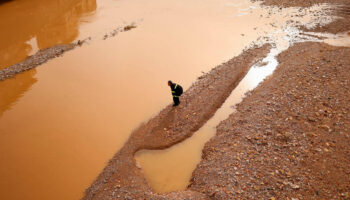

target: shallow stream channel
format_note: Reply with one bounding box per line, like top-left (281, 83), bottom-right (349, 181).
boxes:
top-left (1, 0), bottom-right (349, 199)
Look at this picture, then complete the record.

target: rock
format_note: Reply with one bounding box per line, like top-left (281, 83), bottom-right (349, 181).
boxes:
top-left (290, 183), bottom-right (300, 189)
top-left (341, 192), bottom-right (349, 198)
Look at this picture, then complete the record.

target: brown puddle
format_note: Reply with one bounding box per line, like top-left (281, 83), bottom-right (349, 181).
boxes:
top-left (0, 0), bottom-right (341, 199)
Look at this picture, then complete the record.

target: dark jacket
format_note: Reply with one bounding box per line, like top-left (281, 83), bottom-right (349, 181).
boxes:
top-left (170, 83), bottom-right (183, 97)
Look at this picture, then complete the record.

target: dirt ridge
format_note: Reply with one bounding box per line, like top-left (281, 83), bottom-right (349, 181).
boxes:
top-left (82, 45), bottom-right (271, 200)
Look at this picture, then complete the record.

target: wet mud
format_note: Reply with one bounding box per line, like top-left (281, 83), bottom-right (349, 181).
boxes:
top-left (82, 45), bottom-right (270, 200)
top-left (257, 0), bottom-right (350, 34)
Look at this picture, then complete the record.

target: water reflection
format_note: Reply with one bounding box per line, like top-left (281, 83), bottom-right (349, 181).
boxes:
top-left (0, 0), bottom-right (13, 5)
top-left (0, 69), bottom-right (37, 118)
top-left (0, 0), bottom-right (97, 69)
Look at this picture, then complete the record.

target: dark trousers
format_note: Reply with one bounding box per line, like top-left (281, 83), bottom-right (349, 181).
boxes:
top-left (173, 96), bottom-right (180, 106)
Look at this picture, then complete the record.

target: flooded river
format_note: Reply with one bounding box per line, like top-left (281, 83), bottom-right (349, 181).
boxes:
top-left (0, 0), bottom-right (346, 199)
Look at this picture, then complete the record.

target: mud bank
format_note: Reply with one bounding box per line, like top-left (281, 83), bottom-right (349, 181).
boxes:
top-left (256, 0), bottom-right (350, 34)
top-left (259, 0), bottom-right (350, 7)
top-left (0, 24), bottom-right (136, 81)
top-left (82, 45), bottom-right (270, 200)
top-left (0, 44), bottom-right (75, 81)
top-left (190, 42), bottom-right (350, 199)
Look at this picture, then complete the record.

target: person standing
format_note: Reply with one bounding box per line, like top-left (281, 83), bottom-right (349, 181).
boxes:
top-left (168, 80), bottom-right (183, 106)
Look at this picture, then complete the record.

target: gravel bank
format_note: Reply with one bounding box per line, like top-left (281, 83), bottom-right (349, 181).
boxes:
top-left (0, 44), bottom-right (76, 81)
top-left (190, 42), bottom-right (350, 199)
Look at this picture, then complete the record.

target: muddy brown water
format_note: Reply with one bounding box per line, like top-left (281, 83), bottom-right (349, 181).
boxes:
top-left (0, 0), bottom-right (346, 199)
top-left (0, 0), bottom-right (97, 70)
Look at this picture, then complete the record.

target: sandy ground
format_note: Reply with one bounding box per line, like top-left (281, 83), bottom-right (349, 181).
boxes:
top-left (82, 0), bottom-right (350, 199)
